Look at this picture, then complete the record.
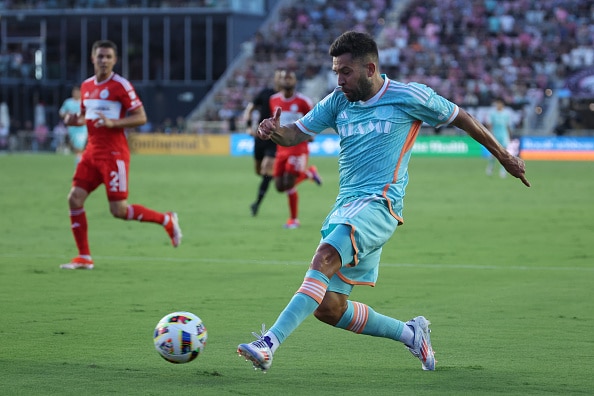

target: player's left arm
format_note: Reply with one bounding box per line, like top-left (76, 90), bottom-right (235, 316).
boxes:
top-left (95, 106), bottom-right (147, 129)
top-left (452, 108), bottom-right (530, 187)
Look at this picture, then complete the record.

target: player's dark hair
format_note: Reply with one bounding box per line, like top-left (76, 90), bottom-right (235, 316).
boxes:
top-left (329, 31), bottom-right (379, 62)
top-left (92, 40), bottom-right (118, 56)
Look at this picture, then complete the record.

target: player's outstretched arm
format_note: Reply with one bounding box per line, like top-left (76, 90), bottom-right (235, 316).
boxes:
top-left (452, 109), bottom-right (530, 187)
top-left (257, 107), bottom-right (310, 147)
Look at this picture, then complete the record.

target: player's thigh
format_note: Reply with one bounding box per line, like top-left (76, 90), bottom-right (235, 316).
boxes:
top-left (98, 156), bottom-right (130, 201)
top-left (261, 155), bottom-right (275, 175)
top-left (286, 153), bottom-right (308, 174)
top-left (72, 156), bottom-right (102, 195)
top-left (273, 152), bottom-right (288, 178)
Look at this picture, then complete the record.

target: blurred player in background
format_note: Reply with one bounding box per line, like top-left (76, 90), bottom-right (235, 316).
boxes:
top-left (59, 86), bottom-right (87, 164)
top-left (238, 31), bottom-right (530, 372)
top-left (244, 69), bottom-right (281, 217)
top-left (60, 40), bottom-right (182, 270)
top-left (269, 68), bottom-right (322, 229)
top-left (486, 98), bottom-right (513, 178)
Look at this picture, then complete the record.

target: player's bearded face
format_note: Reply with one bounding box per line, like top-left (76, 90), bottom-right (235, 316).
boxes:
top-left (334, 55), bottom-right (374, 102)
top-left (349, 72), bottom-right (373, 102)
top-left (341, 70), bottom-right (373, 102)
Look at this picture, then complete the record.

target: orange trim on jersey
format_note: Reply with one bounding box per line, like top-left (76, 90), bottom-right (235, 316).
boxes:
top-left (383, 120), bottom-right (422, 224)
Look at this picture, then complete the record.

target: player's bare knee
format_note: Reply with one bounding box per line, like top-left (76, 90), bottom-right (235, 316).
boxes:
top-left (310, 243), bottom-right (342, 277)
top-left (109, 203), bottom-right (128, 219)
top-left (313, 307), bottom-right (335, 325)
top-left (314, 299), bottom-right (345, 325)
top-left (67, 189), bottom-right (85, 208)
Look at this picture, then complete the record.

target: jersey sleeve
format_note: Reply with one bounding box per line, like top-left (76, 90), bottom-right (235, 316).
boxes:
top-left (296, 91), bottom-right (340, 136)
top-left (405, 82), bottom-right (458, 128)
top-left (114, 75), bottom-right (143, 113)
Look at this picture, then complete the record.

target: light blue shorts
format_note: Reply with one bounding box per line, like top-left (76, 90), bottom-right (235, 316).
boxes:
top-left (320, 196), bottom-right (399, 295)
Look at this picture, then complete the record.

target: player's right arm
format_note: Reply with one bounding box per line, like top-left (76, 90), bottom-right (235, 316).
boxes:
top-left (63, 112), bottom-right (86, 127)
top-left (257, 107), bottom-right (310, 147)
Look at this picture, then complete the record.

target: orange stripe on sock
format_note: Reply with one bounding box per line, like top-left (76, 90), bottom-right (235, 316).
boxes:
top-left (296, 277), bottom-right (327, 304)
top-left (347, 302), bottom-right (368, 334)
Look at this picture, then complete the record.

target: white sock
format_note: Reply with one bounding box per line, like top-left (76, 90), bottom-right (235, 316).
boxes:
top-left (264, 331), bottom-right (280, 354)
top-left (398, 324), bottom-right (415, 347)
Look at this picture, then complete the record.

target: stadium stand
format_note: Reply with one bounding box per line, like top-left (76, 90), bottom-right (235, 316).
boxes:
top-left (188, 0), bottom-right (594, 136)
top-left (1, 0), bottom-right (594, 142)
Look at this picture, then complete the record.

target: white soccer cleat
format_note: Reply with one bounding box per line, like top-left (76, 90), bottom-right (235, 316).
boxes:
top-left (405, 316), bottom-right (436, 371)
top-left (237, 325), bottom-right (274, 372)
top-left (164, 212), bottom-right (182, 247)
top-left (60, 256), bottom-right (94, 270)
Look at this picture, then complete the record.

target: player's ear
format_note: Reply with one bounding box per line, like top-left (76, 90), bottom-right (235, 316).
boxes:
top-left (366, 62), bottom-right (376, 77)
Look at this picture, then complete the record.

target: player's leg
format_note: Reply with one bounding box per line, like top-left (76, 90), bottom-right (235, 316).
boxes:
top-left (283, 180), bottom-right (299, 228)
top-left (105, 156), bottom-right (182, 247)
top-left (60, 157), bottom-right (100, 270)
top-left (319, 205), bottom-right (435, 370)
top-left (326, 278), bottom-right (435, 371)
top-left (486, 153), bottom-right (495, 176)
top-left (251, 142), bottom-right (275, 216)
top-left (281, 154), bottom-right (307, 228)
top-left (238, 198), bottom-right (435, 370)
top-left (237, 242), bottom-right (340, 371)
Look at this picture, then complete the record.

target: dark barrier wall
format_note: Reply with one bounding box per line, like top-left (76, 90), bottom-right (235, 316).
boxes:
top-left (0, 5), bottom-right (276, 130)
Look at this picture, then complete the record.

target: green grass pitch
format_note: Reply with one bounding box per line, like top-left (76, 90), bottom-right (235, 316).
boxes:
top-left (0, 153), bottom-right (593, 395)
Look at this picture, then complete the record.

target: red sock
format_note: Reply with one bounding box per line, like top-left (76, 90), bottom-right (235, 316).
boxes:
top-left (287, 188), bottom-right (298, 219)
top-left (295, 171), bottom-right (308, 185)
top-left (126, 204), bottom-right (166, 224)
top-left (70, 207), bottom-right (90, 256)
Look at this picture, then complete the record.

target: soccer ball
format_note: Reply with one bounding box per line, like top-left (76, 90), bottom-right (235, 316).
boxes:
top-left (153, 311), bottom-right (208, 364)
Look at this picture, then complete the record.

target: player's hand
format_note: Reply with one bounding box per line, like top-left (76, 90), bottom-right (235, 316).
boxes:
top-left (63, 113), bottom-right (78, 126)
top-left (94, 111), bottom-right (114, 128)
top-left (257, 107), bottom-right (281, 140)
top-left (501, 155), bottom-right (531, 187)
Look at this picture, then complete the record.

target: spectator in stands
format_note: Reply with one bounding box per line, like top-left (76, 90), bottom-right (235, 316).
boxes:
top-left (32, 123), bottom-right (49, 152)
top-left (0, 122), bottom-right (8, 150)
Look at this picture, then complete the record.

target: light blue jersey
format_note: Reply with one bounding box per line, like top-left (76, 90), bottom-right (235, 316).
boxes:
top-left (296, 76), bottom-right (458, 286)
top-left (297, 75), bottom-right (458, 223)
top-left (60, 98), bottom-right (88, 150)
top-left (489, 109), bottom-right (511, 147)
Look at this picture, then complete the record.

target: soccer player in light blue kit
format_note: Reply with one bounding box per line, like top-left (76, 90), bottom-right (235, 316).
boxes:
top-left (486, 98), bottom-right (513, 177)
top-left (237, 31), bottom-right (530, 372)
top-left (59, 86), bottom-right (88, 164)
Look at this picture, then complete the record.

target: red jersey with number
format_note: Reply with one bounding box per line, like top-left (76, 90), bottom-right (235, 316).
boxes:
top-left (80, 72), bottom-right (143, 159)
top-left (269, 92), bottom-right (313, 155)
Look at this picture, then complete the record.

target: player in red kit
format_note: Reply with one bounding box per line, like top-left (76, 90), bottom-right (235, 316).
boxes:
top-left (60, 40), bottom-right (182, 270)
top-left (269, 69), bottom-right (322, 229)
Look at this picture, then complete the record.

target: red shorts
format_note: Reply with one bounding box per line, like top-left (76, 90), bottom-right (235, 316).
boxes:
top-left (274, 150), bottom-right (309, 177)
top-left (73, 152), bottom-right (130, 201)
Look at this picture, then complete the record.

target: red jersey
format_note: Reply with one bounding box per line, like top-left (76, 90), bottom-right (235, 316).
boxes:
top-left (80, 72), bottom-right (143, 159)
top-left (269, 92), bottom-right (313, 155)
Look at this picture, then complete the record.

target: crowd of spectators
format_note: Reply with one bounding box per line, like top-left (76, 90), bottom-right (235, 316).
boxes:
top-left (377, 0), bottom-right (594, 108)
top-left (200, 0), bottom-right (594, 132)
top-left (201, 0), bottom-right (392, 125)
top-left (2, 0), bottom-right (594, 134)
top-left (0, 0), bottom-right (221, 9)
